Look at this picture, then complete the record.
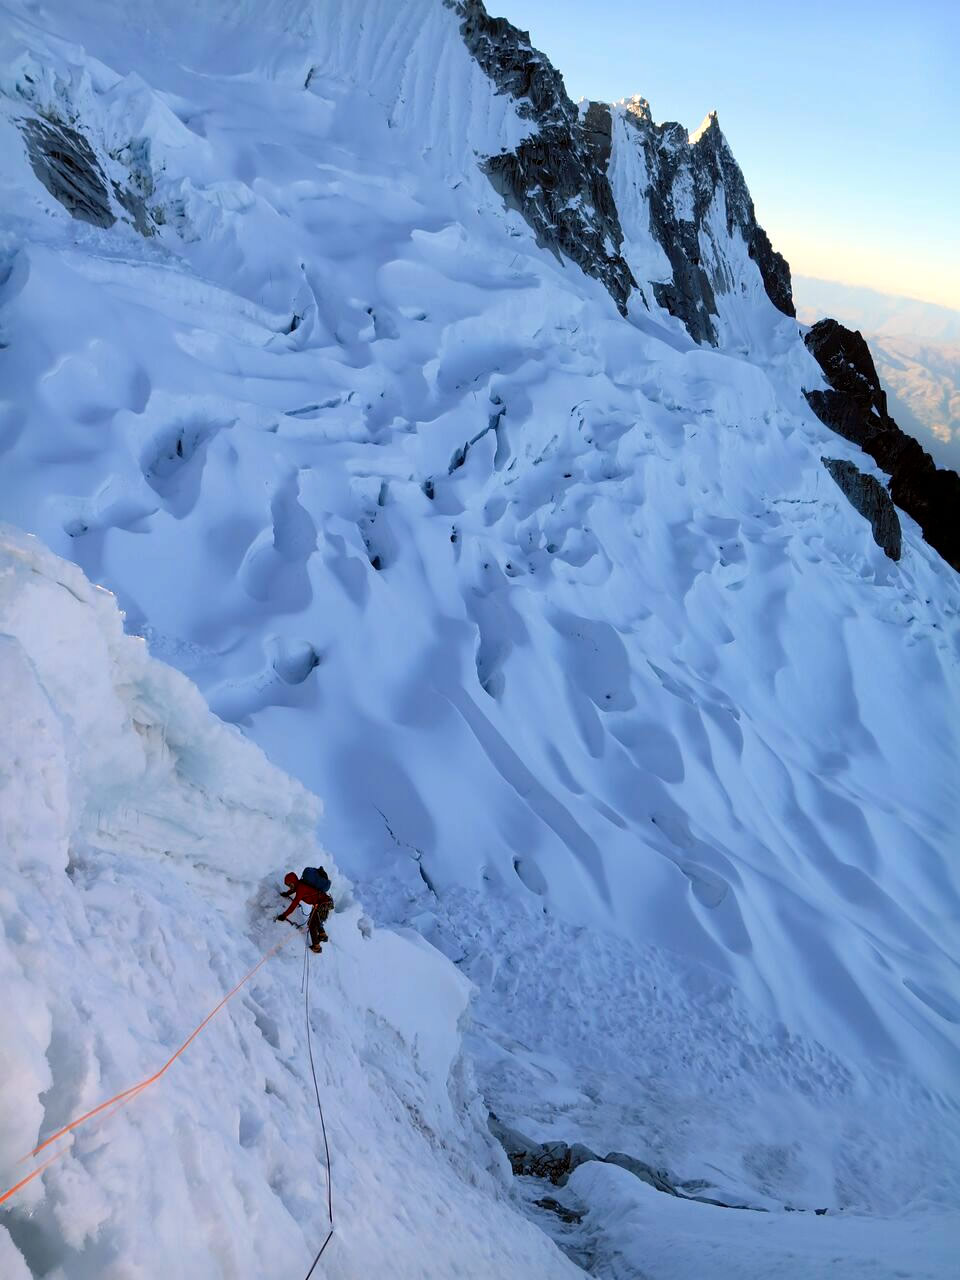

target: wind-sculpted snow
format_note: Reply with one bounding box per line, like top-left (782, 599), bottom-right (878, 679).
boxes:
top-left (0, 527), bottom-right (581, 1278)
top-left (1, 0), bottom-right (959, 1275)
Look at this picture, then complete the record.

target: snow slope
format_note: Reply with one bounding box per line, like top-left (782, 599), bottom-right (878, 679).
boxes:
top-left (0, 524), bottom-right (581, 1278)
top-left (1, 0), bottom-right (959, 1275)
top-left (567, 1161), bottom-right (959, 1280)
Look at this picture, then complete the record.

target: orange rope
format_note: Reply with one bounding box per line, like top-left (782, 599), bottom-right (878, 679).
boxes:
top-left (0, 930), bottom-right (295, 1208)
top-left (0, 1081), bottom-right (151, 1208)
top-left (0, 1151), bottom-right (67, 1209)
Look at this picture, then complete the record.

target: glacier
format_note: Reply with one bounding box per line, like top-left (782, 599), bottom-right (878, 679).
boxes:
top-left (1, 0), bottom-right (959, 1276)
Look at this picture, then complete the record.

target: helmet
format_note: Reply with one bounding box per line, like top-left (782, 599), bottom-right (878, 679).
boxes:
top-left (284, 872), bottom-right (298, 887)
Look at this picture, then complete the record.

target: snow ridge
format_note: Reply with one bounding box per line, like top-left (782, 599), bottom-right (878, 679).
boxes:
top-left (0, 1), bottom-right (959, 1276)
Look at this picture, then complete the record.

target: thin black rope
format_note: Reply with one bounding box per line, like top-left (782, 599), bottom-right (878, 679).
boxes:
top-left (302, 925), bottom-right (334, 1278)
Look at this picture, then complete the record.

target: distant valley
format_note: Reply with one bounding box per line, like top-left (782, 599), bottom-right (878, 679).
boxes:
top-left (795, 276), bottom-right (960, 469)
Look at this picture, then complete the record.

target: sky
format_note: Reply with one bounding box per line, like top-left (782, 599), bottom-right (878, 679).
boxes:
top-left (493, 0), bottom-right (960, 310)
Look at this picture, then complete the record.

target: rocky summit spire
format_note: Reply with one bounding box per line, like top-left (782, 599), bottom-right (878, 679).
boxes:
top-left (448, 2), bottom-right (793, 342)
top-left (616, 101), bottom-right (794, 343)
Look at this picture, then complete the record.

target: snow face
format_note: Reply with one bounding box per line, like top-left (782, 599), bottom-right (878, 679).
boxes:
top-left (567, 1161), bottom-right (959, 1280)
top-left (0, 526), bottom-right (580, 1278)
top-left (1, 0), bottom-right (959, 1275)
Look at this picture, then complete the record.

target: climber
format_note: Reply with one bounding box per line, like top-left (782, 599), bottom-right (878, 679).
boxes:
top-left (275, 867), bottom-right (333, 953)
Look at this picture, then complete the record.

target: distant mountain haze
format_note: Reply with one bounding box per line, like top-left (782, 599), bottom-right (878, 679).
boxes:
top-left (494, 2), bottom-right (960, 312)
top-left (795, 276), bottom-right (960, 470)
top-left (794, 277), bottom-right (960, 342)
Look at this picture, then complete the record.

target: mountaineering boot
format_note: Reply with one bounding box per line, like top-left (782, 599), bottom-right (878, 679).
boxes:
top-left (317, 927), bottom-right (329, 942)
top-left (310, 943), bottom-right (322, 954)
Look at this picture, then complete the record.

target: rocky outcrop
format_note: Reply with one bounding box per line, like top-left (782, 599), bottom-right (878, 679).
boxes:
top-left (20, 115), bottom-right (155, 236)
top-left (532, 1195), bottom-right (583, 1225)
top-left (619, 99), bottom-right (794, 344)
top-left (822, 458), bottom-right (902, 560)
top-left (621, 102), bottom-right (716, 343)
top-left (747, 224), bottom-right (794, 318)
top-left (21, 117), bottom-right (116, 228)
top-left (490, 1114), bottom-right (686, 1200)
top-left (488, 1113), bottom-right (798, 1213)
top-left (447, 1), bottom-right (793, 339)
top-left (805, 319), bottom-right (960, 571)
top-left (688, 112), bottom-right (794, 320)
top-left (446, 1), bottom-right (637, 314)
top-left (600, 1150), bottom-right (681, 1197)
top-left (489, 1114), bottom-right (601, 1186)
top-left (805, 318), bottom-right (887, 416)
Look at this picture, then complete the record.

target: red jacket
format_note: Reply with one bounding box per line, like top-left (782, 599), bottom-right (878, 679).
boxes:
top-left (278, 881), bottom-right (329, 921)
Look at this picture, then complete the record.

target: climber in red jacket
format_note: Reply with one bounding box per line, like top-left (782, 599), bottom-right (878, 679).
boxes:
top-left (276, 868), bottom-right (333, 953)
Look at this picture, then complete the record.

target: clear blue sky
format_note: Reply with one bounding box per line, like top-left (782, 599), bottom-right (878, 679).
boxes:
top-left (493, 0), bottom-right (959, 309)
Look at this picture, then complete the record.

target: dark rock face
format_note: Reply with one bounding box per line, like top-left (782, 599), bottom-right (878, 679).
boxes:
top-left (488, 1114), bottom-right (599, 1185)
top-left (806, 319), bottom-right (960, 571)
top-left (532, 1195), bottom-right (583, 1225)
top-left (447, 0), bottom-right (793, 339)
top-left (620, 100), bottom-right (794, 344)
top-left (747, 224), bottom-right (794, 318)
top-left (805, 318), bottom-right (886, 415)
top-left (20, 116), bottom-right (157, 237)
top-left (686, 111), bottom-right (794, 321)
top-left (489, 1114), bottom-right (677, 1195)
top-left (446, 0), bottom-right (637, 314)
top-left (21, 117), bottom-right (116, 228)
top-left (822, 458), bottom-right (902, 560)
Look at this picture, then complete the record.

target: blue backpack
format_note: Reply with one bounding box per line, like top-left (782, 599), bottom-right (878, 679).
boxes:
top-left (301, 866), bottom-right (331, 894)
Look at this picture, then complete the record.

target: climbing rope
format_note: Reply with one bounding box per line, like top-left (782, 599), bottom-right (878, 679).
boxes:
top-left (302, 930), bottom-right (335, 1278)
top-left (1, 910), bottom-right (336, 1276)
top-left (0, 928), bottom-right (297, 1208)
